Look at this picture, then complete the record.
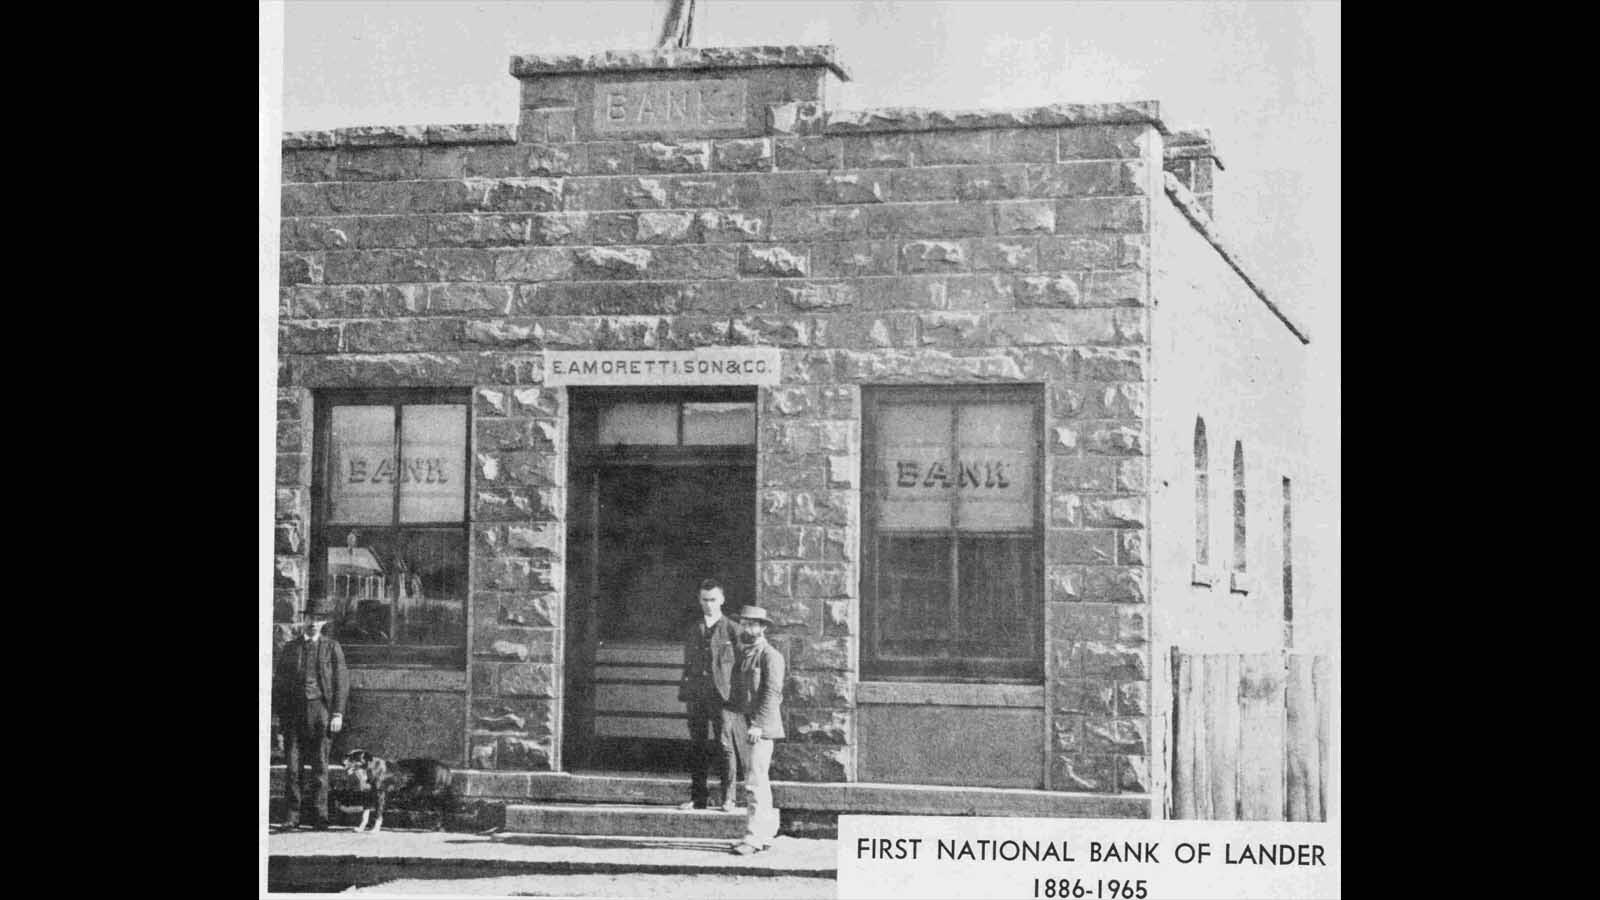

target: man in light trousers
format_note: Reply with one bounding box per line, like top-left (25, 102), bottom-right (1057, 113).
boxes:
top-left (728, 605), bottom-right (785, 855)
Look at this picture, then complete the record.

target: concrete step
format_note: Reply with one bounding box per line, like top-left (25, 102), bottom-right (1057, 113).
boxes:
top-left (506, 803), bottom-right (747, 839)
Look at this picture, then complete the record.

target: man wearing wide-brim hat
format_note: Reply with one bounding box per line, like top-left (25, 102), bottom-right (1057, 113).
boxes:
top-left (728, 605), bottom-right (786, 855)
top-left (271, 597), bottom-right (349, 831)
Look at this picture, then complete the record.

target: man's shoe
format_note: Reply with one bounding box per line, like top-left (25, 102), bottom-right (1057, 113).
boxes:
top-left (731, 842), bottom-right (759, 855)
top-left (276, 820), bottom-right (300, 832)
top-left (719, 798), bottom-right (739, 813)
top-left (678, 800), bottom-right (707, 810)
top-left (309, 820), bottom-right (332, 831)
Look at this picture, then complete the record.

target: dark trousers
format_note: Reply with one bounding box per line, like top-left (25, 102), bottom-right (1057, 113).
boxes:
top-left (685, 699), bottom-right (740, 805)
top-left (283, 700), bottom-right (331, 824)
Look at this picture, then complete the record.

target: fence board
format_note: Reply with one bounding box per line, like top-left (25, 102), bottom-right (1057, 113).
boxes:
top-left (1191, 655), bottom-right (1211, 818)
top-left (1206, 655), bottom-right (1239, 819)
top-left (1284, 654), bottom-right (1318, 821)
top-left (1173, 651), bottom-right (1195, 819)
top-left (1313, 655), bottom-right (1330, 821)
top-left (1236, 653), bottom-right (1283, 821)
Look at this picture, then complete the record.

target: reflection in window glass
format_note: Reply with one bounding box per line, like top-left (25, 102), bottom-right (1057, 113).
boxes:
top-left (598, 403), bottom-right (677, 445)
top-left (682, 403), bottom-right (755, 445)
top-left (399, 404), bottom-right (466, 523)
top-left (329, 406), bottom-right (394, 524)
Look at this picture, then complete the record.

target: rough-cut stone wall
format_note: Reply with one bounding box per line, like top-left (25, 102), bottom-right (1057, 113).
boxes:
top-left (279, 81), bottom-right (1159, 793)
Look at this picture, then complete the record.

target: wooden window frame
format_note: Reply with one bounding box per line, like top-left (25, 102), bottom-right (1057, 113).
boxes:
top-left (861, 385), bottom-right (1045, 683)
top-left (311, 388), bottom-right (471, 668)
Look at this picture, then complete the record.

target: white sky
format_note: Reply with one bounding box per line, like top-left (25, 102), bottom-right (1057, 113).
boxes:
top-left (260, 0), bottom-right (1339, 645)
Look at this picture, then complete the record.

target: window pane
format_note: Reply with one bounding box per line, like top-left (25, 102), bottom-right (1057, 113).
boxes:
top-left (598, 402), bottom-right (677, 445)
top-left (329, 406), bottom-right (395, 524)
top-left (325, 529), bottom-right (397, 645)
top-left (877, 403), bottom-right (954, 529)
top-left (957, 536), bottom-right (1038, 659)
top-left (394, 530), bottom-right (468, 646)
top-left (682, 402), bottom-right (755, 445)
top-left (955, 403), bottom-right (1035, 530)
top-left (399, 404), bottom-right (466, 523)
top-left (874, 535), bottom-right (952, 656)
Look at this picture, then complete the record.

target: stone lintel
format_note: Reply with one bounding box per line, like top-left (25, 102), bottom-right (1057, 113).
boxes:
top-left (509, 44), bottom-right (851, 82)
top-left (282, 123), bottom-right (516, 151)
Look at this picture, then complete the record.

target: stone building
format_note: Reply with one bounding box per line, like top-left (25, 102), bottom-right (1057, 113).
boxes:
top-left (271, 44), bottom-right (1312, 825)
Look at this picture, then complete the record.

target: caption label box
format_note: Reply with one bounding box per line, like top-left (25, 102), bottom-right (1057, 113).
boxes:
top-left (838, 815), bottom-right (1339, 900)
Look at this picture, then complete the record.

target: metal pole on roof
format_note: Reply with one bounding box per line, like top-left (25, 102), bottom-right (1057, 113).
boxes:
top-left (656, 0), bottom-right (696, 48)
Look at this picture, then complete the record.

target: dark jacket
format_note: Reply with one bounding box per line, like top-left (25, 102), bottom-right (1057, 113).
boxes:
top-left (679, 616), bottom-right (738, 703)
top-left (732, 639), bottom-right (786, 738)
top-left (272, 635), bottom-right (350, 718)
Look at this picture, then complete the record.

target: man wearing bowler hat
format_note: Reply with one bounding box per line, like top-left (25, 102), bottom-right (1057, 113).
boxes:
top-left (272, 597), bottom-right (349, 831)
top-left (728, 605), bottom-right (786, 855)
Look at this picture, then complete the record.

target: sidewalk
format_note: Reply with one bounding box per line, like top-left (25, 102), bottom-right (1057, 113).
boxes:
top-left (267, 828), bottom-right (838, 888)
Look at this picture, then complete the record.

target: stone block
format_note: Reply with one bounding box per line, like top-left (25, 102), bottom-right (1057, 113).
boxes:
top-left (518, 107), bottom-right (575, 144)
top-left (1052, 754), bottom-right (1115, 793)
top-left (1055, 680), bottom-right (1115, 716)
top-left (787, 708), bottom-right (852, 744)
top-left (1117, 531), bottom-right (1145, 567)
top-left (826, 455), bottom-right (856, 489)
top-left (775, 137), bottom-right (842, 170)
top-left (1117, 681), bottom-right (1149, 716)
top-left (1118, 755), bottom-right (1150, 793)
top-left (475, 486), bottom-right (561, 522)
top-left (888, 167), bottom-right (959, 202)
top-left (853, 276), bottom-right (944, 312)
top-left (790, 490), bottom-right (852, 526)
top-left (1055, 198), bottom-right (1148, 233)
top-left (767, 100), bottom-right (825, 136)
top-left (1082, 497), bottom-right (1147, 529)
top-left (582, 142), bottom-right (634, 175)
top-left (841, 135), bottom-right (915, 168)
top-left (430, 214), bottom-right (533, 248)
top-left (669, 177), bottom-right (740, 208)
top-left (482, 177), bottom-right (564, 212)
top-left (992, 129), bottom-right (1060, 163)
top-left (1039, 235), bottom-right (1119, 270)
top-left (793, 564), bottom-right (852, 598)
top-left (1075, 348), bottom-right (1145, 381)
top-left (713, 138), bottom-right (774, 172)
top-left (1028, 161), bottom-right (1146, 198)
top-left (493, 591), bottom-right (559, 629)
top-left (1078, 642), bottom-right (1148, 680)
top-left (634, 140), bottom-right (711, 173)
top-left (913, 131), bottom-right (992, 165)
top-left (1048, 530), bottom-right (1116, 565)
top-left (279, 253), bottom-right (322, 286)
top-left (1053, 716), bottom-right (1083, 752)
top-left (900, 240), bottom-right (967, 273)
top-left (1048, 567), bottom-right (1083, 602)
top-left (695, 210), bottom-right (766, 242)
top-left (995, 200), bottom-right (1056, 235)
top-left (1082, 567), bottom-right (1145, 604)
top-left (742, 246), bottom-right (810, 277)
top-left (634, 211), bottom-right (696, 244)
top-left (281, 218), bottom-right (352, 251)
top-left (760, 526), bottom-right (820, 560)
top-left (1016, 274), bottom-right (1082, 307)
top-left (793, 635), bottom-right (852, 671)
top-left (497, 735), bottom-right (554, 770)
top-left (1084, 423), bottom-right (1145, 456)
top-left (771, 744), bottom-right (850, 782)
top-left (1083, 718), bottom-right (1146, 755)
top-left (819, 173), bottom-right (887, 205)
top-left (498, 663), bottom-right (557, 698)
top-left (468, 735), bottom-right (497, 769)
top-left (290, 285), bottom-right (425, 318)
top-left (970, 238), bottom-right (1038, 272)
top-left (759, 561), bottom-right (793, 599)
top-left (334, 147), bottom-right (422, 181)
top-left (428, 284), bottom-right (513, 315)
top-left (276, 452), bottom-right (309, 487)
top-left (863, 202), bottom-right (993, 238)
top-left (1050, 493), bottom-right (1081, 527)
top-left (823, 600), bottom-right (852, 636)
top-left (282, 149), bottom-right (337, 183)
top-left (1057, 124), bottom-right (1148, 160)
top-left (1081, 270), bottom-right (1147, 307)
top-left (564, 176), bottom-right (668, 211)
top-left (956, 166), bottom-right (1030, 202)
top-left (786, 670), bottom-right (855, 707)
top-left (770, 206), bottom-right (867, 240)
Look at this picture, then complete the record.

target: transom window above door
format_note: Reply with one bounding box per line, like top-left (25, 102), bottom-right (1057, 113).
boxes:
top-left (598, 401), bottom-right (755, 446)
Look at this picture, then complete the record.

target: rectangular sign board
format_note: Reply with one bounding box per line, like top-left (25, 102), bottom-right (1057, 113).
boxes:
top-left (543, 348), bottom-right (782, 386)
top-left (592, 78), bottom-right (748, 136)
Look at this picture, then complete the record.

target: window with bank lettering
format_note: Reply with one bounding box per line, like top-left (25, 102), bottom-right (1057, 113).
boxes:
top-left (313, 391), bottom-right (469, 666)
top-left (862, 387), bottom-right (1044, 681)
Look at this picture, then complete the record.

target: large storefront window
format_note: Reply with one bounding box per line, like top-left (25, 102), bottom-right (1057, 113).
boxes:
top-left (314, 390), bottom-right (469, 667)
top-left (863, 386), bottom-right (1043, 681)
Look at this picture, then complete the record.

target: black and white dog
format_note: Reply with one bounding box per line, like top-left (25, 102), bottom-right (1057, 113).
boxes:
top-left (341, 750), bottom-right (455, 833)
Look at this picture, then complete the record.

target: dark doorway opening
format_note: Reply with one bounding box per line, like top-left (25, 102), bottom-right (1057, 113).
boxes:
top-left (563, 387), bottom-right (757, 774)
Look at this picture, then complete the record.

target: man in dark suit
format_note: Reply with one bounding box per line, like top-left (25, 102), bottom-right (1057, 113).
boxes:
top-left (728, 605), bottom-right (785, 855)
top-left (272, 598), bottom-right (349, 830)
top-left (678, 578), bottom-right (740, 811)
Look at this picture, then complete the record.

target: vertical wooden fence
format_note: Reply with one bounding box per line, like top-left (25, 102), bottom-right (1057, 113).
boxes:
top-left (1170, 649), bottom-right (1330, 821)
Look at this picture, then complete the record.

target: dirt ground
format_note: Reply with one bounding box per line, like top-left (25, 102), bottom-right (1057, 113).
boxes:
top-left (340, 872), bottom-right (836, 897)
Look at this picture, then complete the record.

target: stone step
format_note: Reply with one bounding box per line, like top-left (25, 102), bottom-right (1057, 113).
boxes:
top-left (505, 803), bottom-right (747, 839)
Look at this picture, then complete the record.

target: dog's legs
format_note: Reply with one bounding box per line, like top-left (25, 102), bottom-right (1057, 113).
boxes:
top-left (355, 809), bottom-right (371, 832)
top-left (371, 791), bottom-right (386, 834)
